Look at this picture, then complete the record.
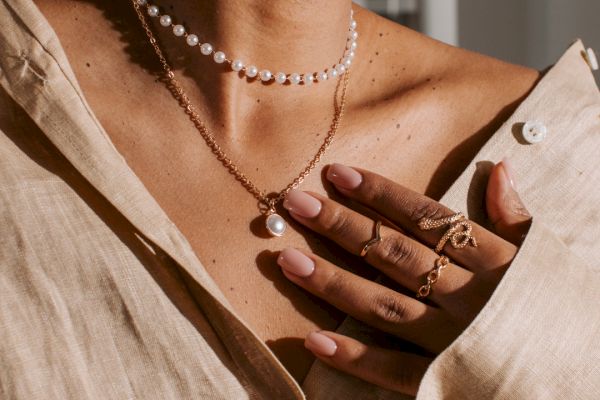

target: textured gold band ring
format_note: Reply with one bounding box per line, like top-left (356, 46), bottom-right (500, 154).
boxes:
top-left (360, 220), bottom-right (383, 257)
top-left (418, 212), bottom-right (478, 254)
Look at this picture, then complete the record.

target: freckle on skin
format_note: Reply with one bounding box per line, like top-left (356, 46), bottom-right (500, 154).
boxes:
top-left (379, 33), bottom-right (383, 37)
top-left (212, 259), bottom-right (216, 264)
top-left (369, 59), bottom-right (373, 64)
top-left (375, 51), bottom-right (379, 56)
top-left (396, 123), bottom-right (400, 129)
top-left (407, 134), bottom-right (412, 141)
top-left (256, 99), bottom-right (260, 103)
top-left (85, 62), bottom-right (90, 67)
top-left (371, 78), bottom-right (375, 83)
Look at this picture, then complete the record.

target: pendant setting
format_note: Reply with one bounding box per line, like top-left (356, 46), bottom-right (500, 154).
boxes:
top-left (265, 213), bottom-right (287, 237)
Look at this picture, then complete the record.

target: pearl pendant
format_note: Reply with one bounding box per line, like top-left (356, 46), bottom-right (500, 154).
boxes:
top-left (266, 213), bottom-right (287, 237)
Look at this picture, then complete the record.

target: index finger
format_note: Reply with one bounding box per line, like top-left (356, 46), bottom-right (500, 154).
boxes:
top-left (325, 163), bottom-right (517, 272)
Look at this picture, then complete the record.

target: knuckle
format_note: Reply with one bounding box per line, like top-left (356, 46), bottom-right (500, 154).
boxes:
top-left (369, 294), bottom-right (410, 326)
top-left (320, 269), bottom-right (347, 298)
top-left (323, 208), bottom-right (353, 237)
top-left (370, 181), bottom-right (397, 205)
top-left (408, 201), bottom-right (446, 224)
top-left (376, 235), bottom-right (421, 269)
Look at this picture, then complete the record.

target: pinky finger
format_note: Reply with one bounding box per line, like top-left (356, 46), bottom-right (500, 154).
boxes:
top-left (304, 330), bottom-right (432, 396)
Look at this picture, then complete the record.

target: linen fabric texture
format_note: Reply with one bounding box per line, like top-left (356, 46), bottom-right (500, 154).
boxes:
top-left (1, 1), bottom-right (599, 399)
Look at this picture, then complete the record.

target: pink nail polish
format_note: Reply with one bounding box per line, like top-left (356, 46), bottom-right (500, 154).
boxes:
top-left (326, 163), bottom-right (363, 190)
top-left (501, 157), bottom-right (517, 189)
top-left (305, 331), bottom-right (337, 357)
top-left (277, 248), bottom-right (315, 277)
top-left (283, 189), bottom-right (322, 218)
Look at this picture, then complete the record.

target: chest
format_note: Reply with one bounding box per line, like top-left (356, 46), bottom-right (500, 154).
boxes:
top-left (33, 0), bottom-right (505, 382)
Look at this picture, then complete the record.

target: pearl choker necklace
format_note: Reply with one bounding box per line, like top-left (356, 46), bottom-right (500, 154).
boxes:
top-left (135, 0), bottom-right (358, 86)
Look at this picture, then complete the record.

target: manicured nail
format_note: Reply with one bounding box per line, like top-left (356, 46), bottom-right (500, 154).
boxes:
top-left (326, 163), bottom-right (363, 190)
top-left (305, 331), bottom-right (337, 357)
top-left (283, 189), bottom-right (322, 218)
top-left (501, 157), bottom-right (516, 189)
top-left (277, 248), bottom-right (315, 277)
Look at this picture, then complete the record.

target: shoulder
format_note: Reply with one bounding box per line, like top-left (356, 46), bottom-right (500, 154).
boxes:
top-left (347, 6), bottom-right (544, 196)
top-left (353, 5), bottom-right (542, 123)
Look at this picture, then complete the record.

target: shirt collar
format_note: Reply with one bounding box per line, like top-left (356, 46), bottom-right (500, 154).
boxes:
top-left (0, 0), bottom-right (305, 397)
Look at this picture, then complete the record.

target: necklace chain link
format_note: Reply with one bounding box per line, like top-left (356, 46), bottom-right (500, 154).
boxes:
top-left (131, 0), bottom-right (352, 214)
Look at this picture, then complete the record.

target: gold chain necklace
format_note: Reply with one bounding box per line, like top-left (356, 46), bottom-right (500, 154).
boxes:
top-left (131, 0), bottom-right (352, 237)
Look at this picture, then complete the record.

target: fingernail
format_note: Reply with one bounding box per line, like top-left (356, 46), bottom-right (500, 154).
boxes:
top-left (305, 331), bottom-right (337, 357)
top-left (501, 157), bottom-right (516, 190)
top-left (326, 163), bottom-right (363, 190)
top-left (277, 248), bottom-right (315, 277)
top-left (283, 189), bottom-right (322, 218)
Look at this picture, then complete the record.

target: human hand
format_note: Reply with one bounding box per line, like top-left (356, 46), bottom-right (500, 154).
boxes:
top-left (277, 160), bottom-right (531, 396)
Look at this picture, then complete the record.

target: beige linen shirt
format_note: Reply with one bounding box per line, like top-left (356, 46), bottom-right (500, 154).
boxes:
top-left (1, 1), bottom-right (599, 399)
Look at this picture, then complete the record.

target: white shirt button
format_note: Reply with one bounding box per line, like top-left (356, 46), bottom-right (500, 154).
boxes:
top-left (522, 121), bottom-right (547, 144)
top-left (586, 48), bottom-right (599, 71)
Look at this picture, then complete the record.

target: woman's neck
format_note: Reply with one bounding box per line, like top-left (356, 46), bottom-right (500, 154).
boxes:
top-left (143, 0), bottom-right (356, 138)
top-left (155, 0), bottom-right (352, 74)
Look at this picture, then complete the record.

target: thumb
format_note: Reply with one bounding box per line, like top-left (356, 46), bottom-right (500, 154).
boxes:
top-left (486, 158), bottom-right (532, 245)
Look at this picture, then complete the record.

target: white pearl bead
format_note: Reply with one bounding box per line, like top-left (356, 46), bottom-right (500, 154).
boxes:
top-left (303, 73), bottom-right (314, 85)
top-left (172, 24), bottom-right (185, 36)
top-left (335, 64), bottom-right (346, 75)
top-left (159, 15), bottom-right (172, 26)
top-left (348, 40), bottom-right (358, 51)
top-left (343, 58), bottom-right (352, 68)
top-left (349, 31), bottom-right (359, 41)
top-left (186, 34), bottom-right (199, 46)
top-left (213, 51), bottom-right (226, 63)
top-left (259, 70), bottom-right (272, 81)
top-left (266, 214), bottom-right (286, 237)
top-left (346, 50), bottom-right (355, 59)
top-left (137, 0), bottom-right (147, 6)
top-left (316, 71), bottom-right (328, 81)
top-left (350, 19), bottom-right (357, 30)
top-left (275, 72), bottom-right (287, 84)
top-left (231, 59), bottom-right (244, 72)
top-left (327, 68), bottom-right (338, 79)
top-left (147, 5), bottom-right (159, 17)
top-left (200, 43), bottom-right (213, 55)
top-left (288, 73), bottom-right (301, 85)
top-left (246, 65), bottom-right (258, 78)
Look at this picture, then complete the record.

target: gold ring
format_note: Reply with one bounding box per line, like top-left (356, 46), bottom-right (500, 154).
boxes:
top-left (360, 220), bottom-right (382, 257)
top-left (417, 212), bottom-right (478, 254)
top-left (416, 255), bottom-right (449, 298)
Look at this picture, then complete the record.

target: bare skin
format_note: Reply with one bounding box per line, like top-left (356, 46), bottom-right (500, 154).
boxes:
top-left (33, 0), bottom-right (541, 384)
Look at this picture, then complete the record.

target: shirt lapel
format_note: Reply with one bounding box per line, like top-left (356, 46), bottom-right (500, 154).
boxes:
top-left (0, 0), bottom-right (304, 397)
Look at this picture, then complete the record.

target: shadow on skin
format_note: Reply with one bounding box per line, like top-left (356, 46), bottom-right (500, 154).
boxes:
top-left (424, 66), bottom-right (546, 202)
